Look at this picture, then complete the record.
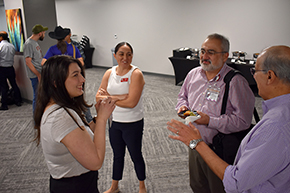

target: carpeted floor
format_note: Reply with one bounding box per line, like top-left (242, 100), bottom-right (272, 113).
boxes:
top-left (0, 66), bottom-right (263, 193)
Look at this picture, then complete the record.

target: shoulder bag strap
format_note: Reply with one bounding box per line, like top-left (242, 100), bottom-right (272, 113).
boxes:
top-left (221, 69), bottom-right (260, 123)
top-left (72, 44), bottom-right (76, 59)
top-left (221, 70), bottom-right (242, 115)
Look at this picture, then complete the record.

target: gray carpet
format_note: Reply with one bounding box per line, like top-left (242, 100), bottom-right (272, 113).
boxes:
top-left (0, 66), bottom-right (263, 193)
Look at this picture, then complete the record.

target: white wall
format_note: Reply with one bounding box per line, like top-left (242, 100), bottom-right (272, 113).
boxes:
top-left (55, 0), bottom-right (290, 76)
top-left (0, 6), bottom-right (8, 32)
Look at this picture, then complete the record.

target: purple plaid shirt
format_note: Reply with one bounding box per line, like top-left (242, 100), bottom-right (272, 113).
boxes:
top-left (223, 93), bottom-right (290, 193)
top-left (176, 64), bottom-right (255, 144)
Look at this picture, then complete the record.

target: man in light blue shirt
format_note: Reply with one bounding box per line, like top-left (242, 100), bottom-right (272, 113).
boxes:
top-left (167, 45), bottom-right (290, 193)
top-left (0, 31), bottom-right (22, 110)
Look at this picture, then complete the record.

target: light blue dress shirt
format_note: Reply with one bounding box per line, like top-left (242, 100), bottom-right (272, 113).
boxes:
top-left (0, 40), bottom-right (15, 67)
top-left (223, 94), bottom-right (290, 193)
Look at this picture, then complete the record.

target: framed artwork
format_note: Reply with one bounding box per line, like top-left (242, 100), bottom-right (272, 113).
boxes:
top-left (5, 8), bottom-right (25, 52)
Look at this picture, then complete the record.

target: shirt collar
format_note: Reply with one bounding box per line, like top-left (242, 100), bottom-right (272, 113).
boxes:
top-left (262, 93), bottom-right (290, 114)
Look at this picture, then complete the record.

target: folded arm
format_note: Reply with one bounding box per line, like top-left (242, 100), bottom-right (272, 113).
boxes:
top-left (114, 69), bottom-right (144, 108)
top-left (96, 68), bottom-right (145, 108)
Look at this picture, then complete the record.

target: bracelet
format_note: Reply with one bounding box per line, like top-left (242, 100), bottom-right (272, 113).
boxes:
top-left (92, 115), bottom-right (97, 123)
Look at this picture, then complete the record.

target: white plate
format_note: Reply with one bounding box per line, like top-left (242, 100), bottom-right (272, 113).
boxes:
top-left (185, 115), bottom-right (201, 125)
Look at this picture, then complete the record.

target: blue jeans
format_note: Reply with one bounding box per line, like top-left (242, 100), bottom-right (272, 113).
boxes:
top-left (30, 77), bottom-right (38, 114)
top-left (84, 107), bottom-right (93, 123)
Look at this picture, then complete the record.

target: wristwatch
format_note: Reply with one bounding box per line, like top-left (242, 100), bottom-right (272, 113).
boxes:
top-left (189, 139), bottom-right (203, 149)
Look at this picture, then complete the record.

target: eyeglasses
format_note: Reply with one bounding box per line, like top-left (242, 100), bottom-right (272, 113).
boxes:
top-left (199, 49), bottom-right (227, 56)
top-left (250, 67), bottom-right (267, 75)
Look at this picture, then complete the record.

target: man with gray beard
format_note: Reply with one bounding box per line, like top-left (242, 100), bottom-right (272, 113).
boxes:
top-left (175, 33), bottom-right (255, 193)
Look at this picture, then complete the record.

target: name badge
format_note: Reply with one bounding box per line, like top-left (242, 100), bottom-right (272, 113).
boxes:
top-left (121, 78), bottom-right (128, 82)
top-left (205, 84), bottom-right (220, 102)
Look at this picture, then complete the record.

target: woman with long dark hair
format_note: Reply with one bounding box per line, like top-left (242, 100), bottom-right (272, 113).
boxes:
top-left (34, 55), bottom-right (115, 193)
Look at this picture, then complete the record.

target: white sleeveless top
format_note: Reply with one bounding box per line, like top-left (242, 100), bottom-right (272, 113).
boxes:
top-left (107, 65), bottom-right (144, 122)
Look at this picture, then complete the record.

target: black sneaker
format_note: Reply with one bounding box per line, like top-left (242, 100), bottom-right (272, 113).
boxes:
top-left (0, 106), bottom-right (8, 110)
top-left (16, 102), bottom-right (22, 106)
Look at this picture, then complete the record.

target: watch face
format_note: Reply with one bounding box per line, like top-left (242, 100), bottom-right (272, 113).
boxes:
top-left (189, 140), bottom-right (197, 149)
top-left (189, 139), bottom-right (202, 149)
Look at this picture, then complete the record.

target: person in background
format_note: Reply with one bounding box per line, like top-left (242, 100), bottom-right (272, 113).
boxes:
top-left (42, 26), bottom-right (92, 123)
top-left (64, 28), bottom-right (85, 61)
top-left (23, 24), bottom-right (48, 114)
top-left (167, 45), bottom-right (290, 192)
top-left (34, 55), bottom-right (116, 193)
top-left (41, 26), bottom-right (84, 66)
top-left (175, 33), bottom-right (255, 193)
top-left (0, 31), bottom-right (22, 110)
top-left (96, 42), bottom-right (147, 193)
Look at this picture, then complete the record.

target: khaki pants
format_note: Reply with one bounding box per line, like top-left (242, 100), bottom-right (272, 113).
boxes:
top-left (189, 148), bottom-right (226, 193)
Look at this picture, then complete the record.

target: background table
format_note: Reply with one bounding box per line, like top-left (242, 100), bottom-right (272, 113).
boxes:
top-left (169, 57), bottom-right (258, 95)
top-left (226, 59), bottom-right (258, 95)
top-left (169, 57), bottom-right (200, 85)
top-left (84, 47), bottom-right (95, 68)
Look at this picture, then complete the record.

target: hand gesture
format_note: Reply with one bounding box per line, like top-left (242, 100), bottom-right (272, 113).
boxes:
top-left (167, 119), bottom-right (202, 146)
top-left (95, 97), bottom-right (115, 121)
